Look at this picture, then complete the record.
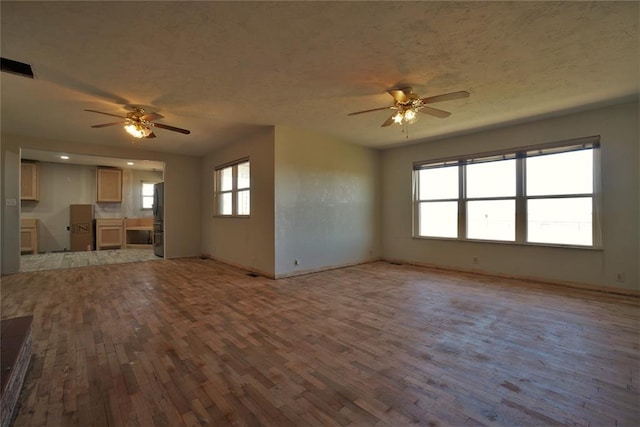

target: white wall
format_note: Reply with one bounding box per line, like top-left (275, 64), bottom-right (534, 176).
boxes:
top-left (1, 134), bottom-right (202, 274)
top-left (381, 101), bottom-right (639, 291)
top-left (274, 126), bottom-right (381, 278)
top-left (201, 126), bottom-right (276, 277)
top-left (20, 163), bottom-right (162, 253)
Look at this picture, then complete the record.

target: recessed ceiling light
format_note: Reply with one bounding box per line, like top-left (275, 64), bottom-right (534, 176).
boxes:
top-left (127, 162), bottom-right (134, 166)
top-left (60, 155), bottom-right (69, 160)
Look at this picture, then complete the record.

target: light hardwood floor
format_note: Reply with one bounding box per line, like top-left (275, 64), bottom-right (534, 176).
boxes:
top-left (1, 259), bottom-right (638, 426)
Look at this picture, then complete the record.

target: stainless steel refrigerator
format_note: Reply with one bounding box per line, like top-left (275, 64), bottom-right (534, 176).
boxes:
top-left (153, 182), bottom-right (164, 257)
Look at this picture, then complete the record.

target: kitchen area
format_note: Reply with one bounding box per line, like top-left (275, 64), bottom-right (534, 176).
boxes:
top-left (19, 149), bottom-right (165, 270)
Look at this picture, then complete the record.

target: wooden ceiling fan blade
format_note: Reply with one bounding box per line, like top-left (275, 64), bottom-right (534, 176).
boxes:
top-left (419, 106), bottom-right (451, 119)
top-left (421, 91), bottom-right (470, 104)
top-left (347, 106), bottom-right (393, 116)
top-left (141, 112), bottom-right (164, 122)
top-left (91, 121), bottom-right (124, 128)
top-left (153, 122), bottom-right (191, 135)
top-left (84, 109), bottom-right (126, 119)
top-left (387, 88), bottom-right (411, 103)
top-left (381, 114), bottom-right (396, 127)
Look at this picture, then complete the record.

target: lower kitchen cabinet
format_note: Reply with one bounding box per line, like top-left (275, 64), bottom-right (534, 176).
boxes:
top-left (20, 219), bottom-right (39, 254)
top-left (96, 218), bottom-right (124, 250)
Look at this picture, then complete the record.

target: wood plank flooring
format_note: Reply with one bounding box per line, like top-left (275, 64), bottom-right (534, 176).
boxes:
top-left (1, 259), bottom-right (638, 426)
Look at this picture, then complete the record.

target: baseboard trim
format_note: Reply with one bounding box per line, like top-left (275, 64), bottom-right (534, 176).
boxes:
top-left (199, 253), bottom-right (638, 297)
top-left (200, 254), bottom-right (276, 279)
top-left (273, 258), bottom-right (382, 279)
top-left (385, 258), bottom-right (640, 298)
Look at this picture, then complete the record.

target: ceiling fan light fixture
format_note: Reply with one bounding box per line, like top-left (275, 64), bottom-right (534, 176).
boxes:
top-left (347, 88), bottom-right (469, 132)
top-left (403, 108), bottom-right (418, 124)
top-left (124, 119), bottom-right (152, 138)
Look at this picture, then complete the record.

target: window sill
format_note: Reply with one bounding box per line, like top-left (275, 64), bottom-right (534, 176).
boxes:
top-left (412, 235), bottom-right (603, 251)
top-left (213, 215), bottom-right (251, 219)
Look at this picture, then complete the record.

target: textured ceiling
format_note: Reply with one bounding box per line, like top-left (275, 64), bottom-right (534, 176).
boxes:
top-left (1, 1), bottom-right (638, 156)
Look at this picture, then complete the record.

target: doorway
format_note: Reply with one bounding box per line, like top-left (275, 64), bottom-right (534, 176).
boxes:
top-left (19, 148), bottom-right (165, 272)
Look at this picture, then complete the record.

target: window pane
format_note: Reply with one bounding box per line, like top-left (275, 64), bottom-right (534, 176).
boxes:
top-left (467, 200), bottom-right (515, 241)
top-left (220, 193), bottom-right (232, 215)
top-left (238, 161), bottom-right (250, 190)
top-left (142, 195), bottom-right (153, 209)
top-left (527, 150), bottom-right (593, 196)
top-left (466, 159), bottom-right (516, 198)
top-left (528, 198), bottom-right (592, 246)
top-left (237, 190), bottom-right (250, 215)
top-left (142, 182), bottom-right (155, 196)
top-left (220, 167), bottom-right (233, 192)
top-left (418, 201), bottom-right (458, 238)
top-left (418, 167), bottom-right (458, 200)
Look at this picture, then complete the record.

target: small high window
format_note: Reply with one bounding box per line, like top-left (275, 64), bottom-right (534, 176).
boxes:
top-left (141, 182), bottom-right (155, 209)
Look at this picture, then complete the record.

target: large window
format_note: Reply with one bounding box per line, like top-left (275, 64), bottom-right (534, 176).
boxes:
top-left (214, 159), bottom-right (250, 216)
top-left (414, 136), bottom-right (600, 247)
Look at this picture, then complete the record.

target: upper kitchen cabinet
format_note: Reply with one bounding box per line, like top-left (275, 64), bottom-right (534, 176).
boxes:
top-left (96, 167), bottom-right (123, 203)
top-left (21, 161), bottom-right (39, 201)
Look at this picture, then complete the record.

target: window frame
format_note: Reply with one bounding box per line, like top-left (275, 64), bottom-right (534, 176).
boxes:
top-left (413, 136), bottom-right (601, 249)
top-left (213, 158), bottom-right (250, 218)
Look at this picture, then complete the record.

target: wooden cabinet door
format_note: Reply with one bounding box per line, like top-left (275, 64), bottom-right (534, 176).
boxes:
top-left (96, 219), bottom-right (124, 249)
top-left (21, 162), bottom-right (39, 201)
top-left (20, 219), bottom-right (38, 254)
top-left (97, 168), bottom-right (122, 203)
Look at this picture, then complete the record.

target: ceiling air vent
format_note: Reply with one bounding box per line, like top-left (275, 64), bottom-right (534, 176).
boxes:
top-left (1, 57), bottom-right (34, 79)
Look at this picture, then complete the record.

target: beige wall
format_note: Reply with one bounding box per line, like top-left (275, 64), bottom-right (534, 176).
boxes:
top-left (274, 126), bottom-right (381, 277)
top-left (200, 125), bottom-right (381, 278)
top-left (1, 133), bottom-right (201, 274)
top-left (381, 101), bottom-right (639, 291)
top-left (200, 126), bottom-right (276, 276)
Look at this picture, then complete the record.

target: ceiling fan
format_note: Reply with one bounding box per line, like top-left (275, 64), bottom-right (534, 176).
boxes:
top-left (84, 107), bottom-right (191, 139)
top-left (347, 88), bottom-right (470, 127)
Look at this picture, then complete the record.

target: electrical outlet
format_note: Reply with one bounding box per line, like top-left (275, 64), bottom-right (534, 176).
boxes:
top-left (473, 257), bottom-right (479, 264)
top-left (616, 272), bottom-right (625, 283)
top-left (294, 259), bottom-right (299, 266)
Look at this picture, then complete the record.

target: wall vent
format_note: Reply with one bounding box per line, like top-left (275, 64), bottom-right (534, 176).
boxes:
top-left (1, 57), bottom-right (35, 79)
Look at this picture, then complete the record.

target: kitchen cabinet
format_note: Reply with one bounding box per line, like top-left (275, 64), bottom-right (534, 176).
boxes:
top-left (97, 167), bottom-right (122, 203)
top-left (21, 162), bottom-right (39, 201)
top-left (96, 218), bottom-right (124, 250)
top-left (20, 219), bottom-right (38, 254)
